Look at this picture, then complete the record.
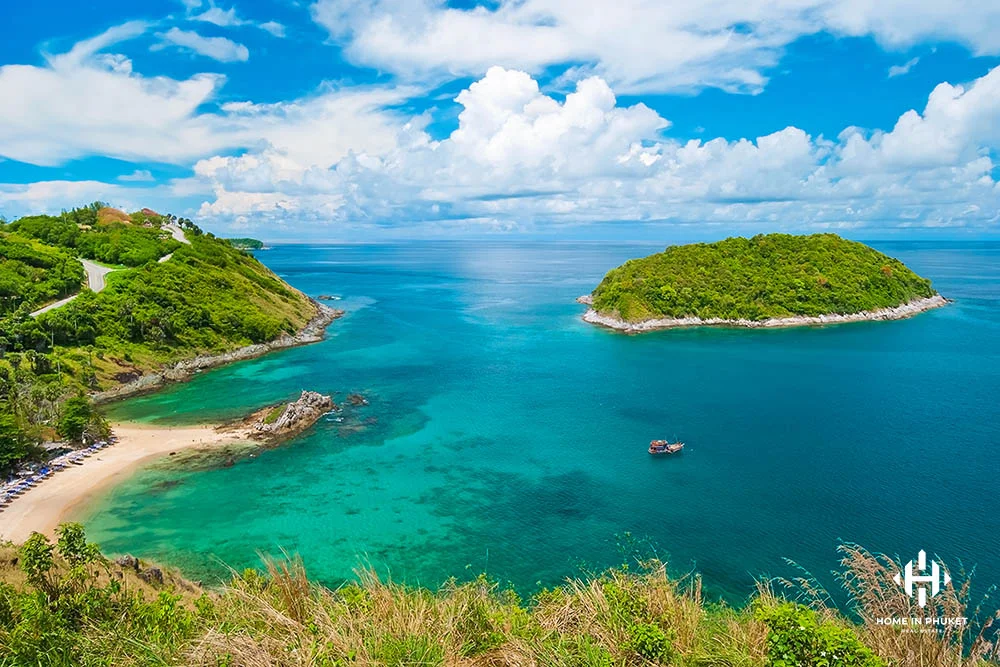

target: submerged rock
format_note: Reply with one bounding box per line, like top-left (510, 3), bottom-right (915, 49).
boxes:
top-left (346, 393), bottom-right (369, 407)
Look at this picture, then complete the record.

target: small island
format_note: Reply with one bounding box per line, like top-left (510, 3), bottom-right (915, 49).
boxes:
top-left (226, 237), bottom-right (265, 250)
top-left (580, 233), bottom-right (947, 332)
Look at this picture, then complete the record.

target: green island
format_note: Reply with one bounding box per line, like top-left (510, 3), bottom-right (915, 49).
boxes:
top-left (226, 237), bottom-right (266, 250)
top-left (583, 233), bottom-right (946, 332)
top-left (0, 202), bottom-right (329, 472)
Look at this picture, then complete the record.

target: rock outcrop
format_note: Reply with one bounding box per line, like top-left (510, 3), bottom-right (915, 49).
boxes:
top-left (249, 391), bottom-right (335, 441)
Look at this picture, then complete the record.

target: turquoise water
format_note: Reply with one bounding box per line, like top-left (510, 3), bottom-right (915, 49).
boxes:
top-left (84, 241), bottom-right (1000, 602)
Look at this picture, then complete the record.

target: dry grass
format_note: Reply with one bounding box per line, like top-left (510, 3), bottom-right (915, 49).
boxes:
top-left (5, 536), bottom-right (998, 666)
top-left (775, 543), bottom-right (1000, 667)
top-left (0, 541), bottom-right (203, 604)
top-left (96, 207), bottom-right (132, 224)
top-left (184, 555), bottom-right (771, 667)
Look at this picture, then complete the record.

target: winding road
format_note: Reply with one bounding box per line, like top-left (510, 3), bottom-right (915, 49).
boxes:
top-left (29, 225), bottom-right (189, 317)
top-left (30, 259), bottom-right (116, 316)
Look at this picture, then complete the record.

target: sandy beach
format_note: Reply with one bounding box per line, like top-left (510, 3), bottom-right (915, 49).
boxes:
top-left (0, 423), bottom-right (248, 544)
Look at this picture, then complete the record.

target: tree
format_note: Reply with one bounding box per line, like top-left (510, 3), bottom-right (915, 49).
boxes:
top-left (19, 532), bottom-right (56, 597)
top-left (56, 522), bottom-right (101, 568)
top-left (58, 394), bottom-right (107, 443)
top-left (0, 409), bottom-right (39, 474)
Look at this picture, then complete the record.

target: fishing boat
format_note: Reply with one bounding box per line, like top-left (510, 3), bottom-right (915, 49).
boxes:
top-left (649, 439), bottom-right (684, 455)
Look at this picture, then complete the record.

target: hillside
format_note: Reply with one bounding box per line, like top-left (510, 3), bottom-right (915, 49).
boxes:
top-left (1, 525), bottom-right (996, 666)
top-left (588, 234), bottom-right (939, 325)
top-left (0, 235), bottom-right (85, 314)
top-left (0, 203), bottom-right (321, 473)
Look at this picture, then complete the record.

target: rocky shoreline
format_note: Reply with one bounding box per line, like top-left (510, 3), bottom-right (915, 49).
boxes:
top-left (579, 294), bottom-right (949, 333)
top-left (92, 302), bottom-right (343, 403)
top-left (242, 390), bottom-right (335, 443)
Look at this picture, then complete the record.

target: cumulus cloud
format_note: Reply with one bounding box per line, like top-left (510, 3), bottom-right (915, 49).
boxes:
top-left (155, 27), bottom-right (250, 62)
top-left (189, 66), bottom-right (1000, 232)
top-left (0, 180), bottom-right (179, 218)
top-left (0, 25), bottom-right (412, 166)
top-left (3, 21), bottom-right (999, 235)
top-left (310, 0), bottom-right (1000, 94)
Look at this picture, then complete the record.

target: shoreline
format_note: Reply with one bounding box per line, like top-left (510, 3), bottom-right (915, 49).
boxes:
top-left (0, 423), bottom-right (249, 543)
top-left (0, 299), bottom-right (343, 544)
top-left (579, 294), bottom-right (949, 333)
top-left (92, 301), bottom-right (343, 404)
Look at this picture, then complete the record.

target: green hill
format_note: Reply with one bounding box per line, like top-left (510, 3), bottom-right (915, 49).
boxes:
top-left (0, 235), bottom-right (85, 314)
top-left (590, 233), bottom-right (937, 322)
top-left (0, 203), bottom-right (319, 472)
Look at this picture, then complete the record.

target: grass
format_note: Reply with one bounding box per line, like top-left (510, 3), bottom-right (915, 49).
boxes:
top-left (2, 526), bottom-right (999, 666)
top-left (263, 405), bottom-right (286, 425)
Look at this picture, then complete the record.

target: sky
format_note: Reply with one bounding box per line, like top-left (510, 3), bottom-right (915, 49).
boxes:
top-left (0, 0), bottom-right (999, 240)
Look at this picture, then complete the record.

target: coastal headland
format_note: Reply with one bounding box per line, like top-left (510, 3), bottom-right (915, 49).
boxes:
top-left (92, 303), bottom-right (343, 403)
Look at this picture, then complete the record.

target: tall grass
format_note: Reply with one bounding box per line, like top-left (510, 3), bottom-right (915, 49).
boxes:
top-left (776, 543), bottom-right (1000, 667)
top-left (2, 527), bottom-right (1000, 666)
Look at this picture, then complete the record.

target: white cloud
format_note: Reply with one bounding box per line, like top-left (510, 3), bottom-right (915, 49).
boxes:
top-left (4, 22), bottom-right (999, 235)
top-left (118, 169), bottom-right (155, 182)
top-left (189, 3), bottom-right (287, 37)
top-left (155, 27), bottom-right (250, 62)
top-left (888, 57), bottom-right (920, 78)
top-left (311, 0), bottom-right (1000, 94)
top-left (260, 21), bottom-right (286, 38)
top-left (0, 180), bottom-right (177, 218)
top-left (191, 6), bottom-right (243, 27)
top-left (188, 66), bottom-right (1000, 232)
top-left (0, 25), bottom-right (412, 166)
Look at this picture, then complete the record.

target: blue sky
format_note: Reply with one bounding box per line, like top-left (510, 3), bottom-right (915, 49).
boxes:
top-left (0, 1), bottom-right (998, 240)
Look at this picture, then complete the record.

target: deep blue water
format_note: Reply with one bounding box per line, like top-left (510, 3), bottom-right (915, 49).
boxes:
top-left (83, 241), bottom-right (1000, 603)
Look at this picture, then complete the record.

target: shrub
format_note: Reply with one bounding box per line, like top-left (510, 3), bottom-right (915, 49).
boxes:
top-left (625, 621), bottom-right (675, 663)
top-left (755, 602), bottom-right (884, 667)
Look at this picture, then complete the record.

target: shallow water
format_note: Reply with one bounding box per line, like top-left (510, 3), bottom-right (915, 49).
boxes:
top-left (83, 240), bottom-right (1000, 603)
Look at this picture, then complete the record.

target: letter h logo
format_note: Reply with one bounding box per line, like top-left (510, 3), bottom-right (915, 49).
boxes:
top-left (894, 550), bottom-right (951, 608)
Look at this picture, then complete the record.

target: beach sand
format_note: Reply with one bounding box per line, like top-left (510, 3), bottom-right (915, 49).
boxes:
top-left (0, 423), bottom-right (247, 544)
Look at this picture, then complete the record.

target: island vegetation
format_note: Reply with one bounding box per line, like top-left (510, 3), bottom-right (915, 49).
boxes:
top-left (587, 233), bottom-right (942, 327)
top-left (226, 237), bottom-right (265, 250)
top-left (1, 525), bottom-right (997, 666)
top-left (0, 203), bottom-right (321, 475)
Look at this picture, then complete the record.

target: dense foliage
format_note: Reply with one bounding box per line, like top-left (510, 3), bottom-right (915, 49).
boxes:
top-left (34, 233), bottom-right (310, 355)
top-left (0, 236), bottom-right (84, 314)
top-left (8, 205), bottom-right (181, 267)
top-left (591, 233), bottom-right (937, 322)
top-left (226, 237), bottom-right (265, 250)
top-left (0, 530), bottom-right (995, 666)
top-left (0, 203), bottom-right (316, 472)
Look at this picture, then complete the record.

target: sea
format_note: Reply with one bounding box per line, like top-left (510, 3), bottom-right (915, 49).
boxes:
top-left (80, 240), bottom-right (1000, 604)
